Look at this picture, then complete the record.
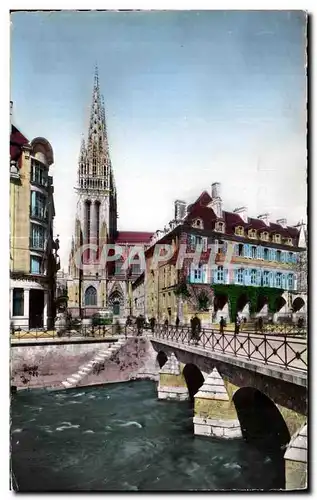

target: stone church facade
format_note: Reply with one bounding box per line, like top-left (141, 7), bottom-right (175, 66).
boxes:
top-left (67, 68), bottom-right (152, 320)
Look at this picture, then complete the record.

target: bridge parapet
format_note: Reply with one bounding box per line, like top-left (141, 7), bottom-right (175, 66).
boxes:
top-left (152, 325), bottom-right (307, 373)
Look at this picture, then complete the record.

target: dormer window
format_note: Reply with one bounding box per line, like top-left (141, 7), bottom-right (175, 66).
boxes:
top-left (10, 161), bottom-right (20, 180)
top-left (261, 231), bottom-right (269, 242)
top-left (248, 229), bottom-right (257, 239)
top-left (273, 234), bottom-right (281, 244)
top-left (285, 238), bottom-right (293, 246)
top-left (192, 218), bottom-right (204, 230)
top-left (235, 226), bottom-right (244, 237)
top-left (215, 221), bottom-right (225, 233)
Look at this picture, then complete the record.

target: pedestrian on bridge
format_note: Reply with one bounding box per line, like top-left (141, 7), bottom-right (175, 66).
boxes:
top-left (136, 315), bottom-right (143, 336)
top-left (219, 316), bottom-right (225, 334)
top-left (175, 316), bottom-right (180, 329)
top-left (191, 314), bottom-right (201, 345)
top-left (234, 314), bottom-right (241, 335)
top-left (150, 316), bottom-right (156, 333)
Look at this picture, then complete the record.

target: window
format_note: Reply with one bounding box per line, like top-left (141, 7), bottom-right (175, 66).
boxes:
top-left (30, 256), bottom-right (41, 274)
top-left (194, 265), bottom-right (202, 281)
top-left (131, 263), bottom-right (141, 274)
top-left (249, 229), bottom-right (257, 239)
top-left (12, 288), bottom-right (24, 316)
top-left (31, 160), bottom-right (48, 187)
top-left (250, 269), bottom-right (257, 285)
top-left (115, 259), bottom-right (123, 275)
top-left (237, 268), bottom-right (244, 284)
top-left (251, 246), bottom-right (257, 259)
top-left (276, 273), bottom-right (282, 288)
top-left (193, 218), bottom-right (203, 229)
top-left (237, 243), bottom-right (244, 256)
top-left (217, 266), bottom-right (224, 283)
top-left (95, 202), bottom-right (100, 252)
top-left (263, 248), bottom-right (269, 261)
top-left (263, 271), bottom-right (269, 286)
top-left (286, 238), bottom-right (293, 246)
top-left (31, 191), bottom-right (47, 220)
top-left (196, 236), bottom-right (202, 246)
top-left (30, 224), bottom-right (46, 250)
top-left (261, 232), bottom-right (269, 241)
top-left (235, 226), bottom-right (244, 236)
top-left (288, 252), bottom-right (294, 263)
top-left (288, 274), bottom-right (294, 290)
top-left (274, 234), bottom-right (281, 244)
top-left (215, 221), bottom-right (225, 233)
top-left (276, 250), bottom-right (281, 262)
top-left (85, 286), bottom-right (97, 306)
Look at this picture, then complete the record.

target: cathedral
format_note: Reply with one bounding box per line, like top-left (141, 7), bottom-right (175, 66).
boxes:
top-left (67, 68), bottom-right (153, 320)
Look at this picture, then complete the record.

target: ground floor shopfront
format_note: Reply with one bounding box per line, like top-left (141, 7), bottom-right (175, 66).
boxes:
top-left (10, 278), bottom-right (54, 330)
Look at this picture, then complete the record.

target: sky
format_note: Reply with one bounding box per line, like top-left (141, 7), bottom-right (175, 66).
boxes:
top-left (10, 10), bottom-right (307, 270)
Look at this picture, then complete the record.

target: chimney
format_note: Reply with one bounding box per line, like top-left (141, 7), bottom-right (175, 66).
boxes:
top-left (174, 200), bottom-right (187, 222)
top-left (277, 218), bottom-right (287, 228)
top-left (234, 207), bottom-right (248, 224)
top-left (211, 182), bottom-right (221, 199)
top-left (209, 182), bottom-right (223, 218)
top-left (258, 213), bottom-right (270, 226)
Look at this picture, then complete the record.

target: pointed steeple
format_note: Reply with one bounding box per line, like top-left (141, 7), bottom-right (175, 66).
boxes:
top-left (88, 64), bottom-right (104, 147)
top-left (75, 66), bottom-right (116, 202)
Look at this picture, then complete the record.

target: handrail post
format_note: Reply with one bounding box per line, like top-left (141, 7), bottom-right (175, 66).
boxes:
top-left (284, 334), bottom-right (288, 370)
top-left (264, 332), bottom-right (267, 365)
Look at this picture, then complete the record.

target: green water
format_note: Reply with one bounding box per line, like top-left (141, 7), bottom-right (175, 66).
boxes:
top-left (11, 380), bottom-right (285, 491)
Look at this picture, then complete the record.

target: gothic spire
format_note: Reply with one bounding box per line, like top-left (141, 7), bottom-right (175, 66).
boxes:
top-left (79, 134), bottom-right (86, 161)
top-left (88, 64), bottom-right (104, 146)
top-left (76, 67), bottom-right (116, 193)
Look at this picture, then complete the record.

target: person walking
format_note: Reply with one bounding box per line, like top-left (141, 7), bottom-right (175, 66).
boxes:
top-left (164, 318), bottom-right (168, 333)
top-left (219, 316), bottom-right (225, 334)
top-left (136, 315), bottom-right (143, 336)
top-left (175, 316), bottom-right (180, 329)
top-left (150, 316), bottom-right (156, 333)
top-left (234, 314), bottom-right (240, 335)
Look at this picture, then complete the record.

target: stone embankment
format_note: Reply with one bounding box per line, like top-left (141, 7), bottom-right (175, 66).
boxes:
top-left (11, 337), bottom-right (159, 390)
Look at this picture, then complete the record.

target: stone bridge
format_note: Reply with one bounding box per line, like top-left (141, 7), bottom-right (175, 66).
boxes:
top-left (149, 327), bottom-right (308, 490)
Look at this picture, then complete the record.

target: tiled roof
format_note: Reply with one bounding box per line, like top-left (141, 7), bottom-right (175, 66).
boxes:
top-left (10, 125), bottom-right (28, 165)
top-left (115, 231), bottom-right (153, 244)
top-left (184, 190), bottom-right (300, 244)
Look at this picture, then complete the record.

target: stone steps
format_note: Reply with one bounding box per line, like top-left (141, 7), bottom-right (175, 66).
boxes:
top-left (60, 337), bottom-right (127, 389)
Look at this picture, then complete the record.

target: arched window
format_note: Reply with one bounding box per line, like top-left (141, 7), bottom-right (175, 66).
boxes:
top-left (85, 286), bottom-right (97, 306)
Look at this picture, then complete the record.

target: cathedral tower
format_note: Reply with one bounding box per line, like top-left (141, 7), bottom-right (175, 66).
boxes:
top-left (68, 67), bottom-right (117, 316)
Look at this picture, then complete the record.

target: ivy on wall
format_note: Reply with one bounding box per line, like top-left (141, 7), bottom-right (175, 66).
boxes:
top-left (212, 284), bottom-right (284, 321)
top-left (174, 282), bottom-right (191, 298)
top-left (174, 282), bottom-right (284, 321)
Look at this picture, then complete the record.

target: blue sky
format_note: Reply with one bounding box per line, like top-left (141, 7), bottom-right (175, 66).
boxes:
top-left (10, 10), bottom-right (307, 269)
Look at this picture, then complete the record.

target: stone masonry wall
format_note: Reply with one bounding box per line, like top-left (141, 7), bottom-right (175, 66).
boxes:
top-left (11, 338), bottom-right (154, 390)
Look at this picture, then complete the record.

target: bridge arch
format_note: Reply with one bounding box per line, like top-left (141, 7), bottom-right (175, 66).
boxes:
top-left (156, 351), bottom-right (168, 369)
top-left (292, 297), bottom-right (305, 313)
top-left (233, 387), bottom-right (291, 451)
top-left (183, 363), bottom-right (205, 402)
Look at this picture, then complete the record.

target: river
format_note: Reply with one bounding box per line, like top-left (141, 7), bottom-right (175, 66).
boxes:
top-left (11, 380), bottom-right (285, 491)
